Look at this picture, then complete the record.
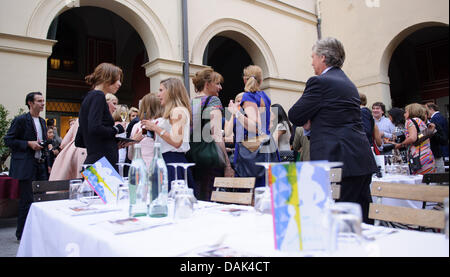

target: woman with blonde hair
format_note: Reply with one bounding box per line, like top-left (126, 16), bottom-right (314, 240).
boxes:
top-left (128, 93), bottom-right (163, 167)
top-left (75, 62), bottom-right (126, 171)
top-left (394, 103), bottom-right (436, 174)
top-left (141, 78), bottom-right (196, 191)
top-left (227, 65), bottom-right (279, 187)
top-left (187, 68), bottom-right (234, 200)
top-left (128, 107), bottom-right (139, 122)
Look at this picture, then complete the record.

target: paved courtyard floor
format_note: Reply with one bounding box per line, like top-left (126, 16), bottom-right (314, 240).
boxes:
top-left (0, 217), bottom-right (19, 257)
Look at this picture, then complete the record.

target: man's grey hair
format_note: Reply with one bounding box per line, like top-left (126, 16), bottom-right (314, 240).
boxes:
top-left (312, 37), bottom-right (346, 68)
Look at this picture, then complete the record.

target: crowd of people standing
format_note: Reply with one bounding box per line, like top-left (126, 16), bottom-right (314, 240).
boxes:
top-left (4, 37), bottom-right (449, 240)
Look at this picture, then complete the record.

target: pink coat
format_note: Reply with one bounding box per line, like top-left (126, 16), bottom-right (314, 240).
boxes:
top-left (49, 119), bottom-right (87, 180)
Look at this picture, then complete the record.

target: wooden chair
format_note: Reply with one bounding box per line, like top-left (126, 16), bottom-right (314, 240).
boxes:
top-left (369, 181), bottom-right (449, 229)
top-left (329, 168), bottom-right (342, 200)
top-left (32, 179), bottom-right (76, 202)
top-left (210, 177), bottom-right (256, 205)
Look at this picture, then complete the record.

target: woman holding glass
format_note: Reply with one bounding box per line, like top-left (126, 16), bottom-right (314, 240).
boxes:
top-left (394, 103), bottom-right (436, 175)
top-left (141, 78), bottom-right (197, 192)
top-left (227, 65), bottom-right (279, 187)
top-left (128, 92), bottom-right (163, 167)
top-left (75, 62), bottom-right (126, 171)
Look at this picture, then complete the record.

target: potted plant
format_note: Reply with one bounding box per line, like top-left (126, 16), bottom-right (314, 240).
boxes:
top-left (0, 104), bottom-right (24, 172)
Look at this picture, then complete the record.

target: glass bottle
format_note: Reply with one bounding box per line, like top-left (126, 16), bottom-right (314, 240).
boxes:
top-left (128, 143), bottom-right (149, 217)
top-left (148, 143), bottom-right (168, 217)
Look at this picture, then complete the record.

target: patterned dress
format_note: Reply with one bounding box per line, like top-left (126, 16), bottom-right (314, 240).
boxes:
top-left (405, 118), bottom-right (436, 175)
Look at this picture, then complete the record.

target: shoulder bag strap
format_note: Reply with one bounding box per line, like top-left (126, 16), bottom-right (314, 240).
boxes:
top-left (410, 118), bottom-right (421, 145)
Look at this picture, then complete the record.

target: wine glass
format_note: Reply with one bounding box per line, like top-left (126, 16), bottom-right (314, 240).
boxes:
top-left (167, 163), bottom-right (183, 180)
top-left (120, 105), bottom-right (128, 122)
top-left (180, 163), bottom-right (195, 188)
top-left (116, 162), bottom-right (131, 181)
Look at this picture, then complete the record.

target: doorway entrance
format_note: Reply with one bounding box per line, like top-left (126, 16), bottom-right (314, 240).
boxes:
top-left (203, 36), bottom-right (253, 106)
top-left (45, 6), bottom-right (149, 137)
top-left (388, 26), bottom-right (448, 116)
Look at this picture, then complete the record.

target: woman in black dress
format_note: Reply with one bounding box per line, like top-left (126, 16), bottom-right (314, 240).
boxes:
top-left (75, 63), bottom-right (126, 171)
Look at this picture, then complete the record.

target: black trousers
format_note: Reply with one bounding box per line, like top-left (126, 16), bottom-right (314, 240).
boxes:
top-left (16, 160), bottom-right (48, 240)
top-left (337, 173), bottom-right (374, 225)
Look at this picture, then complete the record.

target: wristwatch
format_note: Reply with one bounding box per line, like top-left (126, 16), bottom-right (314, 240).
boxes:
top-left (159, 129), bottom-right (166, 136)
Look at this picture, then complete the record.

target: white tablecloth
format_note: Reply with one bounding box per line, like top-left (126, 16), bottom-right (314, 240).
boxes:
top-left (17, 199), bottom-right (448, 257)
top-left (371, 174), bottom-right (425, 209)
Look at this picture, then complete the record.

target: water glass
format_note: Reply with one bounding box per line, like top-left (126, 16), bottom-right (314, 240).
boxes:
top-left (168, 180), bottom-right (187, 202)
top-left (78, 180), bottom-right (94, 198)
top-left (116, 185), bottom-right (129, 208)
top-left (445, 197), bottom-right (449, 239)
top-left (329, 202), bottom-right (363, 251)
top-left (173, 188), bottom-right (195, 220)
top-left (254, 187), bottom-right (271, 214)
top-left (69, 179), bottom-right (83, 200)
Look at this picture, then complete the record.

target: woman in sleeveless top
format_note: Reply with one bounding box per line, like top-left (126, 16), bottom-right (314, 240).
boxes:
top-left (228, 65), bottom-right (279, 187)
top-left (189, 68), bottom-right (234, 200)
top-left (141, 78), bottom-right (196, 192)
top-left (394, 103), bottom-right (436, 174)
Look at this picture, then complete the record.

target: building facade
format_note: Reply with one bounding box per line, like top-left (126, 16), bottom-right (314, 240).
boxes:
top-left (0, 0), bottom-right (448, 137)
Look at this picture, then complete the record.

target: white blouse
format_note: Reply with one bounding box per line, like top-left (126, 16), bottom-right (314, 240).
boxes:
top-left (155, 107), bottom-right (190, 154)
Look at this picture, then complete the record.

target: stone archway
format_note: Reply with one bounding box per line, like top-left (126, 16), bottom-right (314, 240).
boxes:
top-left (26, 0), bottom-right (174, 62)
top-left (191, 18), bottom-right (278, 79)
top-left (380, 22), bottom-right (449, 109)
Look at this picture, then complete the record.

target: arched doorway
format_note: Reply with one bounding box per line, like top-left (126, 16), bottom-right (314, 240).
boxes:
top-left (388, 26), bottom-right (448, 116)
top-left (203, 36), bottom-right (253, 106)
top-left (45, 6), bottom-right (149, 137)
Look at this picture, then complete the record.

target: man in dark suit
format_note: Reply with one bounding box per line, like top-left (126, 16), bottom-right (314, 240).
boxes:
top-left (4, 92), bottom-right (49, 240)
top-left (288, 37), bottom-right (377, 224)
top-left (426, 103), bottom-right (449, 172)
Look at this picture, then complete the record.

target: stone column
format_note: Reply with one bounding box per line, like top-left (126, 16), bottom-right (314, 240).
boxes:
top-left (0, 33), bottom-right (55, 117)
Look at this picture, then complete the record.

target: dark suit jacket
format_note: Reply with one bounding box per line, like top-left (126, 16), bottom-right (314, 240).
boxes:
top-left (430, 112), bottom-right (449, 157)
top-left (4, 112), bottom-right (48, 180)
top-left (75, 90), bottom-right (119, 168)
top-left (288, 67), bottom-right (377, 178)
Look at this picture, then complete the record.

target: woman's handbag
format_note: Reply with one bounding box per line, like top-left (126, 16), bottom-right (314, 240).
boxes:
top-left (186, 96), bottom-right (227, 168)
top-left (234, 135), bottom-right (279, 178)
top-left (408, 146), bottom-right (422, 173)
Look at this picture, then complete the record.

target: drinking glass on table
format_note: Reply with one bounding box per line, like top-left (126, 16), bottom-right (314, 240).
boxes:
top-left (180, 163), bottom-right (195, 188)
top-left (69, 179), bottom-right (83, 200)
top-left (116, 185), bottom-right (129, 208)
top-left (167, 163), bottom-right (183, 181)
top-left (329, 202), bottom-right (363, 252)
top-left (173, 188), bottom-right (195, 221)
top-left (445, 197), bottom-right (449, 239)
top-left (168, 179), bottom-right (187, 202)
top-left (116, 162), bottom-right (131, 180)
top-left (254, 187), bottom-right (271, 214)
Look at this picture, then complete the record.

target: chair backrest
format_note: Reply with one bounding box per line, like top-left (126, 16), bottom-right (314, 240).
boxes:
top-left (422, 172), bottom-right (449, 185)
top-left (32, 179), bottom-right (75, 202)
top-left (369, 181), bottom-right (449, 229)
top-left (211, 177), bottom-right (256, 205)
top-left (329, 168), bottom-right (342, 200)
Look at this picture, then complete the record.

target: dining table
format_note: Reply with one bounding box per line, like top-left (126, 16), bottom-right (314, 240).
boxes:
top-left (16, 197), bottom-right (448, 257)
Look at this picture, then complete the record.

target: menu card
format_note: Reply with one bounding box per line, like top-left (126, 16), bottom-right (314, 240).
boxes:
top-left (96, 217), bottom-right (172, 235)
top-left (270, 161), bottom-right (331, 252)
top-left (81, 157), bottom-right (122, 204)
